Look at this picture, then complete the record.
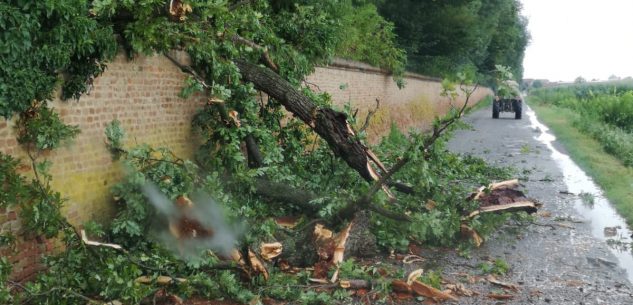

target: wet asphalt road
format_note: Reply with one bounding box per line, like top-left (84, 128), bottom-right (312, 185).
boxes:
top-left (435, 105), bottom-right (633, 304)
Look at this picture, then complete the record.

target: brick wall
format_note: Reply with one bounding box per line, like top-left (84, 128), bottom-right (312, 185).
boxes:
top-left (1, 55), bottom-right (491, 281)
top-left (307, 59), bottom-right (492, 144)
top-left (0, 51), bottom-right (206, 280)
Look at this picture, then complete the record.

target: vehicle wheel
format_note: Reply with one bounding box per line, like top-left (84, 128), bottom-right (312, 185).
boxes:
top-left (492, 103), bottom-right (500, 119)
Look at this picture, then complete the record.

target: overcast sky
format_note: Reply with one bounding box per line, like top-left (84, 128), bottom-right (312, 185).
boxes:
top-left (521, 0), bottom-right (633, 82)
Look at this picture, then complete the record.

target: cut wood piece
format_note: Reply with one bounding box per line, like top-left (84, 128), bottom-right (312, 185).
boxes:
top-left (406, 269), bottom-right (424, 285)
top-left (489, 179), bottom-right (519, 190)
top-left (236, 60), bottom-right (383, 183)
top-left (332, 222), bottom-right (354, 265)
top-left (391, 280), bottom-right (413, 293)
top-left (471, 179), bottom-right (520, 200)
top-left (468, 201), bottom-right (538, 218)
top-left (248, 249), bottom-right (269, 280)
top-left (411, 280), bottom-right (458, 302)
top-left (135, 276), bottom-right (186, 285)
top-left (81, 230), bottom-right (123, 250)
top-left (260, 242), bottom-right (283, 261)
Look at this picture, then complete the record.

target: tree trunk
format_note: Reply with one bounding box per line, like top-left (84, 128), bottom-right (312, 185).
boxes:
top-left (235, 60), bottom-right (378, 183)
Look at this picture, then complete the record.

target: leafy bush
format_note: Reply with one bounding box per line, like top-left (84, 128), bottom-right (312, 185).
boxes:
top-left (530, 82), bottom-right (633, 167)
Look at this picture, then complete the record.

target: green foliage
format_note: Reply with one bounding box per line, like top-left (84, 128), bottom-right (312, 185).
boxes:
top-left (478, 258), bottom-right (510, 275)
top-left (16, 105), bottom-right (80, 151)
top-left (0, 0), bottom-right (117, 118)
top-left (334, 3), bottom-right (406, 83)
top-left (530, 82), bottom-right (633, 166)
top-left (110, 144), bottom-right (199, 244)
top-left (376, 0), bottom-right (529, 80)
top-left (371, 122), bottom-right (512, 251)
top-left (105, 119), bottom-right (126, 159)
top-left (0, 1), bottom-right (522, 303)
top-left (0, 257), bottom-right (12, 304)
top-left (0, 152), bottom-right (68, 238)
top-left (419, 270), bottom-right (443, 290)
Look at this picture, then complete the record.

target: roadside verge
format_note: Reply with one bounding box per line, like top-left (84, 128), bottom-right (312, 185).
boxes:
top-left (530, 102), bottom-right (633, 226)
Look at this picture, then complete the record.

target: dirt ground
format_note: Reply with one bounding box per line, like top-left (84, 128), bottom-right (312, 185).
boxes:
top-left (434, 105), bottom-right (633, 304)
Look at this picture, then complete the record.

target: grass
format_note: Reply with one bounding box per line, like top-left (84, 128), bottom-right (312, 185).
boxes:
top-left (531, 103), bottom-right (633, 225)
top-left (466, 95), bottom-right (492, 114)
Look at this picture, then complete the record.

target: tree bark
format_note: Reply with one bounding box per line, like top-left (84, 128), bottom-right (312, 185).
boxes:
top-left (235, 60), bottom-right (379, 183)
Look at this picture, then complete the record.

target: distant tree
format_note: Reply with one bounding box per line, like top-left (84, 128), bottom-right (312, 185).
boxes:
top-left (375, 0), bottom-right (529, 81)
top-left (574, 76), bottom-right (587, 84)
top-left (608, 74), bottom-right (621, 81)
top-left (532, 80), bottom-right (544, 88)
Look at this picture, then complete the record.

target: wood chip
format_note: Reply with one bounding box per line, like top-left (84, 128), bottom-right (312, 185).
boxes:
top-left (411, 280), bottom-right (458, 302)
top-left (81, 230), bottom-right (123, 250)
top-left (407, 269), bottom-right (424, 285)
top-left (248, 249), bottom-right (269, 280)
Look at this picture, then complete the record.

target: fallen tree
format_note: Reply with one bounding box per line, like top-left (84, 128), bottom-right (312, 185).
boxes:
top-left (0, 1), bottom-right (531, 304)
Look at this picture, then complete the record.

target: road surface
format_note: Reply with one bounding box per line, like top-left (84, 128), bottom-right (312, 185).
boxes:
top-left (437, 105), bottom-right (633, 304)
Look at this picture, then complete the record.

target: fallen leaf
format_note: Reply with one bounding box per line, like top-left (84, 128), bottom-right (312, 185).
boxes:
top-left (406, 269), bottom-right (425, 285)
top-left (486, 275), bottom-right (519, 291)
top-left (260, 242), bottom-right (283, 261)
top-left (411, 280), bottom-right (458, 302)
top-left (487, 293), bottom-right (514, 300)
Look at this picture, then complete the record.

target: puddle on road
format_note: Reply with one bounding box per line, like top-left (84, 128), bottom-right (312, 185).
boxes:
top-left (527, 107), bottom-right (633, 284)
